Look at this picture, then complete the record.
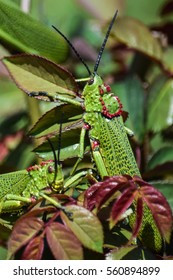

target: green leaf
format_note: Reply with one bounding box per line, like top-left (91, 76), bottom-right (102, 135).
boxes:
top-left (148, 147), bottom-right (173, 170)
top-left (106, 245), bottom-right (156, 260)
top-left (113, 75), bottom-right (145, 143)
top-left (147, 75), bottom-right (173, 132)
top-left (2, 54), bottom-right (78, 99)
top-left (0, 0), bottom-right (68, 62)
top-left (61, 205), bottom-right (104, 253)
top-left (46, 222), bottom-right (83, 260)
top-left (112, 16), bottom-right (162, 62)
top-left (29, 104), bottom-right (83, 138)
top-left (7, 216), bottom-right (44, 259)
top-left (34, 128), bottom-right (90, 161)
top-left (0, 246), bottom-right (7, 260)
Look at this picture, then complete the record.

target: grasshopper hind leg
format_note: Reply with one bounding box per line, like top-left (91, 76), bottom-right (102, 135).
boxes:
top-left (0, 194), bottom-right (32, 214)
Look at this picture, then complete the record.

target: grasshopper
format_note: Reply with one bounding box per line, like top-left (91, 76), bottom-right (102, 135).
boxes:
top-left (0, 128), bottom-right (87, 215)
top-left (0, 133), bottom-right (64, 214)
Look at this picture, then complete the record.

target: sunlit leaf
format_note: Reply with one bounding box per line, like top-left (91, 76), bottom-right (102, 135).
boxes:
top-left (112, 16), bottom-right (162, 62)
top-left (7, 217), bottom-right (44, 259)
top-left (61, 205), bottom-right (103, 253)
top-left (46, 222), bottom-right (83, 260)
top-left (2, 55), bottom-right (78, 100)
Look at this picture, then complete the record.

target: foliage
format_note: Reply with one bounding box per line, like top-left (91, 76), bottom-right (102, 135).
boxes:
top-left (0, 0), bottom-right (173, 260)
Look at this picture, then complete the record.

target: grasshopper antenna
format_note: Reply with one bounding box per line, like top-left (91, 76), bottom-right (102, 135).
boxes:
top-left (93, 10), bottom-right (118, 74)
top-left (47, 117), bottom-right (62, 185)
top-left (52, 25), bottom-right (92, 76)
top-left (47, 138), bottom-right (58, 183)
top-left (57, 114), bottom-right (63, 165)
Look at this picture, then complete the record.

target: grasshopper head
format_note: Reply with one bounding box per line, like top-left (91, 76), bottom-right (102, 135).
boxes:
top-left (82, 74), bottom-right (103, 97)
top-left (46, 162), bottom-right (64, 192)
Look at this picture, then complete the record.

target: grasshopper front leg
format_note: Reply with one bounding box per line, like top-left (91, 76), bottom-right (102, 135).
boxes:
top-left (90, 140), bottom-right (108, 178)
top-left (70, 126), bottom-right (87, 175)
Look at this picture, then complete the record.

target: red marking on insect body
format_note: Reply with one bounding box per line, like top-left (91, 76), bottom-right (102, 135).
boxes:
top-left (92, 140), bottom-right (100, 150)
top-left (30, 196), bottom-right (37, 203)
top-left (101, 96), bottom-right (123, 119)
top-left (83, 123), bottom-right (91, 130)
top-left (104, 84), bottom-right (111, 92)
top-left (27, 165), bottom-right (39, 172)
top-left (103, 105), bottom-right (107, 110)
top-left (99, 97), bottom-right (105, 106)
top-left (99, 85), bottom-right (104, 95)
top-left (40, 160), bottom-right (53, 167)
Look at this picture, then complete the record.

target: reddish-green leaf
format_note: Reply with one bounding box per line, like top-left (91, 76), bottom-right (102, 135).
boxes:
top-left (46, 222), bottom-right (83, 260)
top-left (7, 217), bottom-right (44, 259)
top-left (2, 54), bottom-right (78, 100)
top-left (112, 16), bottom-right (163, 62)
top-left (130, 197), bottom-right (143, 239)
top-left (140, 186), bottom-right (172, 243)
top-left (61, 205), bottom-right (103, 253)
top-left (21, 235), bottom-right (44, 260)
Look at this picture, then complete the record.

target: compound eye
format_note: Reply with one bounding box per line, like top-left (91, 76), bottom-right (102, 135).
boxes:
top-left (88, 78), bottom-right (94, 85)
top-left (48, 165), bottom-right (54, 173)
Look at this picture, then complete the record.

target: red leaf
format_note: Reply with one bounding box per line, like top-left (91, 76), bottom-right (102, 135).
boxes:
top-left (46, 222), bottom-right (83, 260)
top-left (130, 197), bottom-right (143, 239)
top-left (21, 235), bottom-right (44, 260)
top-left (84, 175), bottom-right (131, 210)
top-left (140, 186), bottom-right (172, 243)
top-left (110, 184), bottom-right (137, 227)
top-left (7, 217), bottom-right (44, 259)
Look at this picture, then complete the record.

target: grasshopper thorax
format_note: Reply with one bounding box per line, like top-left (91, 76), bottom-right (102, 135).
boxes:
top-left (82, 74), bottom-right (123, 118)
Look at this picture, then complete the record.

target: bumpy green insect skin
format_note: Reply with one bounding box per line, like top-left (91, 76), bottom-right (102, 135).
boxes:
top-left (0, 161), bottom-right (63, 213)
top-left (129, 204), bottom-right (163, 253)
top-left (0, 170), bottom-right (29, 200)
top-left (98, 115), bottom-right (140, 177)
top-left (82, 74), bottom-right (140, 177)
